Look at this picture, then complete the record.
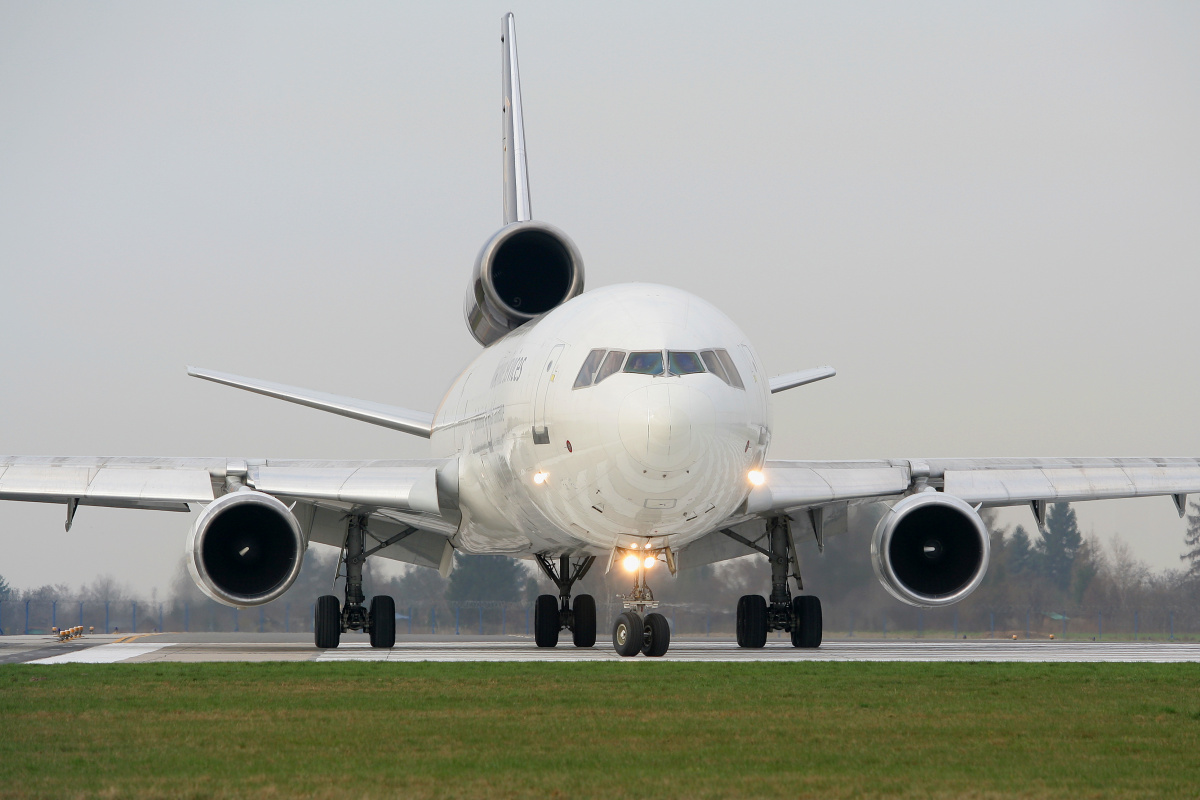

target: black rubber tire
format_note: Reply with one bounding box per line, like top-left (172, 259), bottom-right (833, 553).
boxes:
top-left (642, 612), bottom-right (671, 657)
top-left (612, 611), bottom-right (643, 657)
top-left (572, 594), bottom-right (597, 648)
top-left (737, 594), bottom-right (768, 648)
top-left (790, 595), bottom-right (822, 648)
top-left (314, 595), bottom-right (341, 649)
top-left (369, 595), bottom-right (396, 649)
top-left (534, 594), bottom-right (560, 647)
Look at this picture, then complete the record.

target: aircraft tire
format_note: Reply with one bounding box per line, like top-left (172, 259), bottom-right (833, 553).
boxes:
top-left (642, 612), bottom-right (671, 657)
top-left (612, 611), bottom-right (643, 657)
top-left (790, 596), bottom-right (822, 649)
top-left (572, 594), bottom-right (597, 647)
top-left (737, 595), bottom-right (768, 648)
top-left (315, 595), bottom-right (341, 649)
top-left (534, 594), bottom-right (560, 647)
top-left (369, 595), bottom-right (396, 648)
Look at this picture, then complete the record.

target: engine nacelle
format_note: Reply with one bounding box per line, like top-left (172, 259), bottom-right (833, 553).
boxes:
top-left (464, 220), bottom-right (584, 345)
top-left (871, 492), bottom-right (990, 608)
top-left (186, 490), bottom-right (305, 607)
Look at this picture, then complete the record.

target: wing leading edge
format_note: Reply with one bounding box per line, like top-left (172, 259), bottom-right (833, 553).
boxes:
top-left (748, 456), bottom-right (1200, 522)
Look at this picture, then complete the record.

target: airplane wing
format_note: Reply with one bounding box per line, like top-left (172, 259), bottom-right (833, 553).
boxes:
top-left (746, 457), bottom-right (1200, 522)
top-left (0, 455), bottom-right (456, 568)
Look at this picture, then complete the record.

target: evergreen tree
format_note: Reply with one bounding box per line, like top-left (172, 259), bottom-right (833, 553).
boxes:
top-left (1038, 502), bottom-right (1081, 592)
top-left (445, 555), bottom-right (526, 604)
top-left (1182, 499), bottom-right (1200, 579)
top-left (1007, 525), bottom-right (1036, 575)
top-left (0, 573), bottom-right (10, 600)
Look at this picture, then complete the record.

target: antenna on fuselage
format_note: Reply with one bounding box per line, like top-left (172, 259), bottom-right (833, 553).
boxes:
top-left (501, 12), bottom-right (532, 225)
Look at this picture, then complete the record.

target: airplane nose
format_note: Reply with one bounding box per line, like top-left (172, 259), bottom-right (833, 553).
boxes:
top-left (618, 384), bottom-right (715, 472)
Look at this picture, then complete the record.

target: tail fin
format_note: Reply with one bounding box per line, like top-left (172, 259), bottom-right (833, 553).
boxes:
top-left (501, 13), bottom-right (532, 225)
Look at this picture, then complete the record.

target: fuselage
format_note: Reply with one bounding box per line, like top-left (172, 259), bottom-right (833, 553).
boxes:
top-left (430, 283), bottom-right (772, 557)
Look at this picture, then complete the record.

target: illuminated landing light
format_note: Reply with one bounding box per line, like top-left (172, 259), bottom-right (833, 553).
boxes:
top-left (533, 471), bottom-right (549, 485)
top-left (622, 554), bottom-right (641, 572)
top-left (643, 556), bottom-right (656, 569)
top-left (747, 470), bottom-right (765, 486)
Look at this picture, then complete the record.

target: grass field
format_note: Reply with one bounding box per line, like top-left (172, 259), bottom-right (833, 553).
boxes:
top-left (2, 662), bottom-right (1198, 799)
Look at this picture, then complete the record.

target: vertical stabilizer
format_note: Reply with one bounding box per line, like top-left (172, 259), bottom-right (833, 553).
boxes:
top-left (501, 13), bottom-right (532, 224)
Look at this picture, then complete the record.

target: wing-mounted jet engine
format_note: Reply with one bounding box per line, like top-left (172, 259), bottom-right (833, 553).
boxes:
top-left (186, 490), bottom-right (305, 607)
top-left (871, 492), bottom-right (991, 607)
top-left (464, 220), bottom-right (584, 345)
top-left (463, 14), bottom-right (585, 346)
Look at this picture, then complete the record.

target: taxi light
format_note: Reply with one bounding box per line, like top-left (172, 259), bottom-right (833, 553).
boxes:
top-left (533, 471), bottom-right (548, 485)
top-left (747, 470), bottom-right (765, 486)
top-left (643, 556), bottom-right (656, 569)
top-left (622, 554), bottom-right (641, 572)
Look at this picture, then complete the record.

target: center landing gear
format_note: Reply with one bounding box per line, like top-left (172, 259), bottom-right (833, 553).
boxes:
top-left (314, 513), bottom-right (409, 649)
top-left (612, 555), bottom-right (671, 658)
top-left (533, 554), bottom-right (598, 648)
top-left (727, 517), bottom-right (822, 649)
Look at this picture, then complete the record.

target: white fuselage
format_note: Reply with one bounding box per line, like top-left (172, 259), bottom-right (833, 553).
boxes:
top-left (430, 284), bottom-right (772, 557)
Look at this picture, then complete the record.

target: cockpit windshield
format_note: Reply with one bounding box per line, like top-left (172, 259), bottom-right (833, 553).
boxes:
top-left (573, 347), bottom-right (744, 389)
top-left (668, 351), bottom-right (704, 375)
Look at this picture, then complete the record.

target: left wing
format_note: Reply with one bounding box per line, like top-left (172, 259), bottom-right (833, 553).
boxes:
top-left (746, 457), bottom-right (1200, 520)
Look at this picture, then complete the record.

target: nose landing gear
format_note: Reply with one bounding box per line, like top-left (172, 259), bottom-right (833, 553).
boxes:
top-left (612, 553), bottom-right (671, 657)
top-left (533, 554), bottom-right (598, 647)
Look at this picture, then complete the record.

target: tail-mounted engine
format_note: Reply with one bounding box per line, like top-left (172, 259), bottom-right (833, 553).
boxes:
top-left (186, 490), bottom-right (305, 607)
top-left (464, 220), bottom-right (584, 345)
top-left (871, 492), bottom-right (990, 607)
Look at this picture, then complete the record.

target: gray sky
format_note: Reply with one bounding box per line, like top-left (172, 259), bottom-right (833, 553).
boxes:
top-left (2, 2), bottom-right (1198, 597)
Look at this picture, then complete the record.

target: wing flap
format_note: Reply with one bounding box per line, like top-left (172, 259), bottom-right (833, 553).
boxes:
top-left (945, 466), bottom-right (1200, 506)
top-left (0, 464), bottom-right (214, 507)
top-left (746, 464), bottom-right (909, 514)
top-left (250, 465), bottom-right (442, 515)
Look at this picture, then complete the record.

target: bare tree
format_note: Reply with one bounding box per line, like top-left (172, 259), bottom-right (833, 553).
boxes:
top-left (1182, 499), bottom-right (1200, 579)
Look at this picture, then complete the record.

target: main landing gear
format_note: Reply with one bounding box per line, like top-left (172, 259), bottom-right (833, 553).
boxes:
top-left (315, 513), bottom-right (414, 649)
top-left (726, 516), bottom-right (822, 649)
top-left (533, 554), bottom-right (598, 648)
top-left (612, 551), bottom-right (671, 658)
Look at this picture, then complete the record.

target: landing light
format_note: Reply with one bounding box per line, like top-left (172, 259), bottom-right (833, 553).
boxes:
top-left (533, 471), bottom-right (548, 485)
top-left (622, 554), bottom-right (641, 572)
top-left (643, 556), bottom-right (656, 569)
top-left (747, 470), bottom-right (765, 486)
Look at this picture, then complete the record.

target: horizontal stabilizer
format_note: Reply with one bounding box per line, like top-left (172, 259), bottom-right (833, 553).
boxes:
top-left (768, 366), bottom-right (836, 394)
top-left (188, 367), bottom-right (434, 438)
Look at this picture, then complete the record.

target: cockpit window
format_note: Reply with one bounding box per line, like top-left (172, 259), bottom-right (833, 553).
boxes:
top-left (573, 348), bottom-right (607, 389)
top-left (623, 351), bottom-right (664, 376)
top-left (715, 349), bottom-right (744, 389)
top-left (668, 351), bottom-right (705, 375)
top-left (700, 350), bottom-right (728, 383)
top-left (594, 350), bottom-right (626, 384)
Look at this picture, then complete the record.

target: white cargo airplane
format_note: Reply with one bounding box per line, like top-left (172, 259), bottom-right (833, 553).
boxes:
top-left (3, 14), bottom-right (1199, 657)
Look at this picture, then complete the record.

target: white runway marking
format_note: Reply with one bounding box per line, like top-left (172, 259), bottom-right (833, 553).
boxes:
top-left (314, 640), bottom-right (1200, 663)
top-left (30, 643), bottom-right (174, 664)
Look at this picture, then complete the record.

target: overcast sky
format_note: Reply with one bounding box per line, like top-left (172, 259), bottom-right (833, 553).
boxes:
top-left (2, 2), bottom-right (1198, 597)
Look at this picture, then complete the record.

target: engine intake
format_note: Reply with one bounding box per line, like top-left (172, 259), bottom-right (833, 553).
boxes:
top-left (871, 492), bottom-right (990, 607)
top-left (186, 491), bottom-right (305, 607)
top-left (465, 220), bottom-right (584, 345)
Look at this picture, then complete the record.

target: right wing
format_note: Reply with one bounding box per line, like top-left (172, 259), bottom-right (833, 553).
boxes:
top-left (0, 455), bottom-right (458, 570)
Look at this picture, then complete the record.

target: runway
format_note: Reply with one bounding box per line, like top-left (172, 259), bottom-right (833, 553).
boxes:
top-left (4, 633), bottom-right (1200, 664)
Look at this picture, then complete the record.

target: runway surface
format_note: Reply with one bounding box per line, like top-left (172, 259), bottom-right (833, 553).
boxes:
top-left (4, 633), bottom-right (1200, 664)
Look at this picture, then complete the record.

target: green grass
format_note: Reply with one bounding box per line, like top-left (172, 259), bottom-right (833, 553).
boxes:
top-left (2, 662), bottom-right (1199, 799)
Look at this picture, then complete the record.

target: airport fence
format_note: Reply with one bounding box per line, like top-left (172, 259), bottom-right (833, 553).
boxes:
top-left (3, 597), bottom-right (1200, 641)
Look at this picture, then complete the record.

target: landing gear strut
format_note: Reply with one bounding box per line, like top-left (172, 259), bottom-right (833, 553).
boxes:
top-left (612, 553), bottom-right (671, 658)
top-left (314, 513), bottom-right (412, 649)
top-left (726, 517), bottom-right (822, 649)
top-left (533, 554), bottom-right (597, 648)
